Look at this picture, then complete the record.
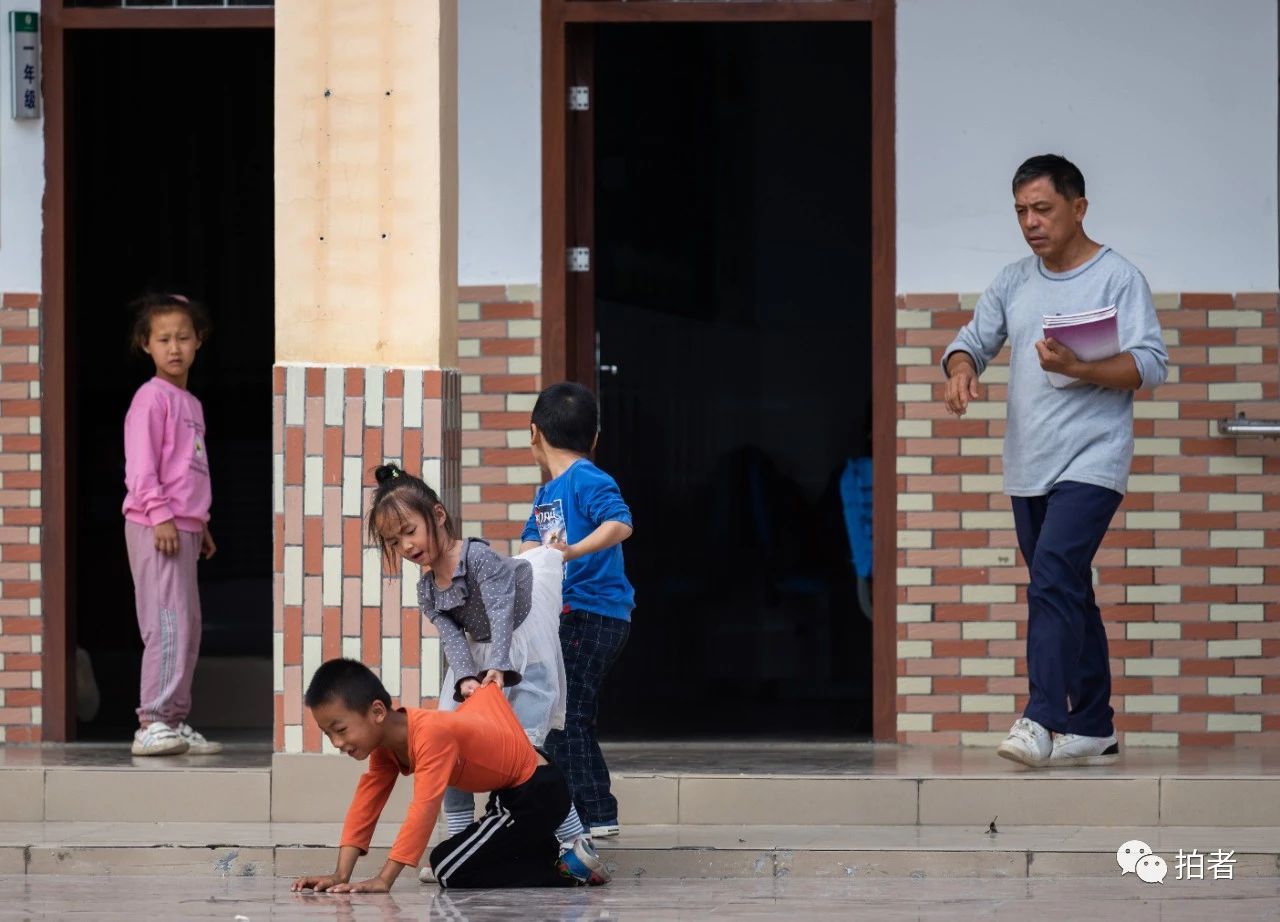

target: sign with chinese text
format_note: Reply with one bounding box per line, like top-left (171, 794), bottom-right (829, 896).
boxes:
top-left (9, 12), bottom-right (39, 120)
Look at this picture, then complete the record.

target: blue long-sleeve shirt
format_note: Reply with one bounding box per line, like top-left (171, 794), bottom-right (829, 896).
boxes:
top-left (522, 459), bottom-right (635, 620)
top-left (942, 246), bottom-right (1168, 496)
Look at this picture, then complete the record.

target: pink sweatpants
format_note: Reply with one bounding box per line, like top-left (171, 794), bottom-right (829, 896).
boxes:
top-left (125, 521), bottom-right (202, 726)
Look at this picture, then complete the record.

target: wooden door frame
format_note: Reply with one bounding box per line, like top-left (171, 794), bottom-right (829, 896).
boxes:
top-left (542, 0), bottom-right (897, 741)
top-left (39, 1), bottom-right (274, 741)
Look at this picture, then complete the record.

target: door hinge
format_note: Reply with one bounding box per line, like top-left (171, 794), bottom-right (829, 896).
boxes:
top-left (568, 86), bottom-right (590, 111)
top-left (567, 247), bottom-right (591, 272)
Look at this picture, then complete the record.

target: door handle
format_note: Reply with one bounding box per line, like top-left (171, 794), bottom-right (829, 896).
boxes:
top-left (598, 364), bottom-right (619, 376)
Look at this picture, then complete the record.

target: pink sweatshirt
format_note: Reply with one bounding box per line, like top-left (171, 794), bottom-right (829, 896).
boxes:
top-left (122, 378), bottom-right (212, 534)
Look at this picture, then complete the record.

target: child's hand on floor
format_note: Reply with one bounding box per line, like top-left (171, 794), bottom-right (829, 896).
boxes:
top-left (459, 678), bottom-right (481, 698)
top-left (480, 669), bottom-right (505, 689)
top-left (329, 876), bottom-right (392, 894)
top-left (291, 873), bottom-right (346, 892)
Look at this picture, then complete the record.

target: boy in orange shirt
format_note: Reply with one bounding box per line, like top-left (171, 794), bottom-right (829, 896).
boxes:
top-left (291, 658), bottom-right (607, 892)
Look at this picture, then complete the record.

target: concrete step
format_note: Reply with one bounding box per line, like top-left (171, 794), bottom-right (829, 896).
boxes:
top-left (4, 744), bottom-right (1279, 827)
top-left (4, 763), bottom-right (1280, 827)
top-left (1, 823), bottom-right (1277, 879)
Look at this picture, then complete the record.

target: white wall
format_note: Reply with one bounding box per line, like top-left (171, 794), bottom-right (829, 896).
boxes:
top-left (897, 0), bottom-right (1278, 293)
top-left (0, 0), bottom-right (44, 294)
top-left (458, 0), bottom-right (541, 286)
top-left (0, 3), bottom-right (543, 295)
top-left (7, 3), bottom-right (1270, 295)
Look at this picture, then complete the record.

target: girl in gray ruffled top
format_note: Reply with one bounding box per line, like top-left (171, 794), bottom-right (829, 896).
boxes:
top-left (367, 464), bottom-right (591, 851)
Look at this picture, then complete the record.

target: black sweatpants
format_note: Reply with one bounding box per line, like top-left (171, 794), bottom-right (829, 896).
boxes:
top-left (429, 762), bottom-right (579, 889)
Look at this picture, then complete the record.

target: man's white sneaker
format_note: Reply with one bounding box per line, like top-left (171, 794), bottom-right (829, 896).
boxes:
top-left (176, 722), bottom-right (223, 755)
top-left (132, 721), bottom-right (189, 756)
top-left (996, 717), bottom-right (1053, 768)
top-left (588, 824), bottom-right (620, 839)
top-left (1050, 732), bottom-right (1120, 766)
top-left (418, 865), bottom-right (436, 883)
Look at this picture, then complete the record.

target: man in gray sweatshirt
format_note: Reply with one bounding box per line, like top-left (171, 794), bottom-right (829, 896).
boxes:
top-left (941, 154), bottom-right (1168, 768)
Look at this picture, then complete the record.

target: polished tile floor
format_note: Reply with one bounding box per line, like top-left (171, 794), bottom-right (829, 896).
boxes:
top-left (0, 738), bottom-right (273, 771)
top-left (3, 821), bottom-right (1278, 854)
top-left (3, 740), bottom-right (1278, 777)
top-left (0, 875), bottom-right (1276, 920)
top-left (601, 742), bottom-right (1280, 777)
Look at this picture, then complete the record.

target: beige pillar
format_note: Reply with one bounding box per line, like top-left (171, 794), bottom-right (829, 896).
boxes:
top-left (274, 0), bottom-right (458, 367)
top-left (272, 0), bottom-right (461, 753)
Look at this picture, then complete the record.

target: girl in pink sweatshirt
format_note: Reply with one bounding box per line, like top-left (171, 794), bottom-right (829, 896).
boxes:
top-left (122, 294), bottom-right (221, 757)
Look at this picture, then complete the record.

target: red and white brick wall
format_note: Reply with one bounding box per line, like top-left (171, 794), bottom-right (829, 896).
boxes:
top-left (457, 285), bottom-right (543, 554)
top-left (15, 282), bottom-right (1274, 749)
top-left (272, 364), bottom-right (461, 753)
top-left (0, 292), bottom-right (42, 743)
top-left (271, 285), bottom-right (541, 754)
top-left (895, 291), bottom-right (1280, 748)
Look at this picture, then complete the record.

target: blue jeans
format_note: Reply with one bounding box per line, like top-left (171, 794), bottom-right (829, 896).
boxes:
top-left (1012, 481), bottom-right (1123, 738)
top-left (545, 609), bottom-right (630, 827)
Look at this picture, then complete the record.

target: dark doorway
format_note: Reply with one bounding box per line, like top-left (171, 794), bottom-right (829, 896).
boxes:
top-left (591, 23), bottom-right (874, 738)
top-left (66, 28), bottom-right (274, 738)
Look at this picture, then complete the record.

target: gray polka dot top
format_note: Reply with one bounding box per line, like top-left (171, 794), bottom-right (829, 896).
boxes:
top-left (417, 538), bottom-right (533, 701)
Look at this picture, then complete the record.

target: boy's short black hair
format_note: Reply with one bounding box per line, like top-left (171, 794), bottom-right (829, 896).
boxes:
top-left (531, 381), bottom-right (598, 454)
top-left (304, 658), bottom-right (392, 712)
top-left (1012, 154), bottom-right (1086, 200)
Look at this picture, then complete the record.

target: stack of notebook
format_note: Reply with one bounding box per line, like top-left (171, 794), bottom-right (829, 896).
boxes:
top-left (1041, 304), bottom-right (1119, 388)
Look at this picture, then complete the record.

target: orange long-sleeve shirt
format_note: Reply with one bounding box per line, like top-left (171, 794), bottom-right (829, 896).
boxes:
top-left (339, 684), bottom-right (538, 867)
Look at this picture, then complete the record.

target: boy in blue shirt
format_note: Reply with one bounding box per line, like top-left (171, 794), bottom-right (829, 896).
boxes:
top-left (520, 382), bottom-right (634, 838)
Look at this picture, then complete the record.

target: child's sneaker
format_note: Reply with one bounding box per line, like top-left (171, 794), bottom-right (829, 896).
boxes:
top-left (176, 721), bottom-right (223, 755)
top-left (132, 721), bottom-right (189, 756)
top-left (1050, 732), bottom-right (1120, 766)
top-left (557, 838), bottom-right (610, 885)
top-left (996, 717), bottom-right (1052, 768)
top-left (418, 865), bottom-right (436, 883)
top-left (588, 823), bottom-right (620, 839)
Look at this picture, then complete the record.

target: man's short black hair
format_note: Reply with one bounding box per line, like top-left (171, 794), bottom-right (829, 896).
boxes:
top-left (531, 381), bottom-right (598, 454)
top-left (1012, 154), bottom-right (1086, 200)
top-left (304, 658), bottom-right (392, 712)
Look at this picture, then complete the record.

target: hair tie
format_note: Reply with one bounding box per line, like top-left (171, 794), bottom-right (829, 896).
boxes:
top-left (169, 293), bottom-right (189, 304)
top-left (374, 464), bottom-right (402, 484)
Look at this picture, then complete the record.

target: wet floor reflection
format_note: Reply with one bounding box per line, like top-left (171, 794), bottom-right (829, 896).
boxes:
top-left (0, 875), bottom-right (1277, 921)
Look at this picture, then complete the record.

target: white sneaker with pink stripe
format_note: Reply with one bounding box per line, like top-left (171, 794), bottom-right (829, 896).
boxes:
top-left (132, 721), bottom-right (189, 756)
top-left (176, 722), bottom-right (223, 755)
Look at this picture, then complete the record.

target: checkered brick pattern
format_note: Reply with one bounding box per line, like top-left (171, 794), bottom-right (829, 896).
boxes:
top-left (895, 291), bottom-right (1280, 747)
top-left (272, 364), bottom-right (461, 753)
top-left (457, 285), bottom-right (544, 554)
top-left (0, 292), bottom-right (42, 744)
